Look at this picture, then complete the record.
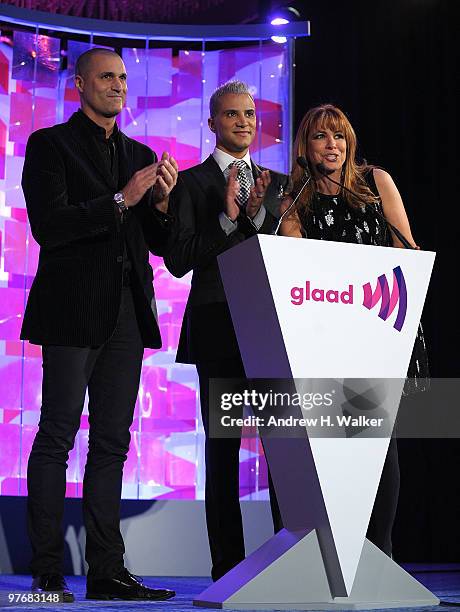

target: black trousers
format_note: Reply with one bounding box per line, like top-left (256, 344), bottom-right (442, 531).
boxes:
top-left (197, 358), bottom-right (282, 582)
top-left (366, 437), bottom-right (400, 556)
top-left (27, 287), bottom-right (144, 578)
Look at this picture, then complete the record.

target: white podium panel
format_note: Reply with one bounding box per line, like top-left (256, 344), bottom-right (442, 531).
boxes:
top-left (194, 236), bottom-right (437, 610)
top-left (222, 235), bottom-right (434, 380)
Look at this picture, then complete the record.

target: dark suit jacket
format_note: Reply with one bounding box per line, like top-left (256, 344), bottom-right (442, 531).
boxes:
top-left (165, 155), bottom-right (289, 364)
top-left (20, 111), bottom-right (172, 348)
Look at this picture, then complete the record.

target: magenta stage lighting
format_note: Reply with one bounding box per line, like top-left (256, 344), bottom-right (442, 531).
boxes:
top-left (0, 3), bottom-right (309, 501)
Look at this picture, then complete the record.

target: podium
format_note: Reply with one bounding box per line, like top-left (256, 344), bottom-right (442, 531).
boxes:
top-left (194, 235), bottom-right (438, 610)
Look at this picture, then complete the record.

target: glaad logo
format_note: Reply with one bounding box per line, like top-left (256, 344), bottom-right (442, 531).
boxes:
top-left (290, 281), bottom-right (353, 305)
top-left (362, 266), bottom-right (407, 332)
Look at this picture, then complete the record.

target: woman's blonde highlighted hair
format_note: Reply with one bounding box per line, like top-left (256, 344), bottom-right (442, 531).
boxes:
top-left (292, 104), bottom-right (379, 214)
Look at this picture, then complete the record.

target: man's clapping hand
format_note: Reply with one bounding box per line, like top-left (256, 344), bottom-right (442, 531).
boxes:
top-left (224, 166), bottom-right (272, 222)
top-left (121, 152), bottom-right (178, 212)
top-left (246, 170), bottom-right (271, 219)
top-left (224, 164), bottom-right (240, 222)
top-left (151, 152), bottom-right (179, 212)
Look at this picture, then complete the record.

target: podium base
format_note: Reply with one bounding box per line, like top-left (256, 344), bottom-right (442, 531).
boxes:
top-left (193, 530), bottom-right (439, 610)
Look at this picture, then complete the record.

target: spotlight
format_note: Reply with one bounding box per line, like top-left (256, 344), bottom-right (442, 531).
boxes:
top-left (270, 5), bottom-right (301, 24)
top-left (271, 17), bottom-right (289, 26)
top-left (269, 4), bottom-right (302, 44)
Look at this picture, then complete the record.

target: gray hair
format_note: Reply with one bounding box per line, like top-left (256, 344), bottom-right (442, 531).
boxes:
top-left (209, 80), bottom-right (254, 117)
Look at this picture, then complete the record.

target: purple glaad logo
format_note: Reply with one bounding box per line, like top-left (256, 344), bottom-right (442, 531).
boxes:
top-left (362, 266), bottom-right (407, 332)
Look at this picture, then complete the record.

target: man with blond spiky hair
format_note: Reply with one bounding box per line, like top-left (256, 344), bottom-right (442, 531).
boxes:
top-left (165, 80), bottom-right (289, 581)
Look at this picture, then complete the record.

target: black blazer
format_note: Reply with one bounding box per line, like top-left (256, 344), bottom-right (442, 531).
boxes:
top-left (165, 155), bottom-right (289, 364)
top-left (20, 111), bottom-right (172, 348)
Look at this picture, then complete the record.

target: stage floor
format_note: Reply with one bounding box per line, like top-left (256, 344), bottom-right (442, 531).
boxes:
top-left (0, 566), bottom-right (459, 611)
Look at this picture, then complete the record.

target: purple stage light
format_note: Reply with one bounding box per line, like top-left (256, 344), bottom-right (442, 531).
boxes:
top-left (271, 17), bottom-right (290, 25)
top-left (270, 15), bottom-right (290, 42)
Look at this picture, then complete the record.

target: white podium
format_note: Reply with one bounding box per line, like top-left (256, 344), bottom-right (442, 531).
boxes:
top-left (194, 236), bottom-right (437, 610)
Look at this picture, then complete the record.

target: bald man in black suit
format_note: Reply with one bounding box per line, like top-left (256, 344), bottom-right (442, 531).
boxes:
top-left (22, 48), bottom-right (177, 602)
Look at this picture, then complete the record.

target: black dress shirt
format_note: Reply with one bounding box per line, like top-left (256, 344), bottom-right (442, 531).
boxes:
top-left (77, 110), bottom-right (132, 284)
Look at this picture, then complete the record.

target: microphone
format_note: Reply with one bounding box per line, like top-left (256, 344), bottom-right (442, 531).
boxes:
top-left (272, 156), bottom-right (312, 235)
top-left (297, 155), bottom-right (311, 173)
top-left (315, 163), bottom-right (415, 250)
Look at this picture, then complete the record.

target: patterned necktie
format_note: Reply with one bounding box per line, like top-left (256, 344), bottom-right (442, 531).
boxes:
top-left (230, 160), bottom-right (252, 207)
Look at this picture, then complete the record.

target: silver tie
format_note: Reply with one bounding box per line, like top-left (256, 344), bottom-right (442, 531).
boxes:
top-left (230, 160), bottom-right (251, 207)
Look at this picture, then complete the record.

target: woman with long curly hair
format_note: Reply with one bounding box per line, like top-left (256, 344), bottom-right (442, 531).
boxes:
top-left (281, 104), bottom-right (418, 248)
top-left (280, 104), bottom-right (428, 556)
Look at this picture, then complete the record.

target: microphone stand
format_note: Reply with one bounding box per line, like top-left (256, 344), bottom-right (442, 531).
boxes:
top-left (272, 173), bottom-right (311, 235)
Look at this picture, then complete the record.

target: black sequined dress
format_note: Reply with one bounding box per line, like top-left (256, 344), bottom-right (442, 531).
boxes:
top-left (298, 170), bottom-right (429, 394)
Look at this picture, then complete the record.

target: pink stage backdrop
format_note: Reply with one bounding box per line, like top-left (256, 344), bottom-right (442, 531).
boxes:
top-left (0, 33), bottom-right (290, 499)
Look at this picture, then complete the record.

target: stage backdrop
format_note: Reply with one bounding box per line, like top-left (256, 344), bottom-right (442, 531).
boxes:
top-left (0, 32), bottom-right (291, 500)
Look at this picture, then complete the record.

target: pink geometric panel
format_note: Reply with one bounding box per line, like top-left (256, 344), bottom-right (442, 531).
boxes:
top-left (69, 429), bottom-right (86, 487)
top-left (12, 31), bottom-right (60, 88)
top-left (0, 356), bottom-right (22, 411)
top-left (4, 218), bottom-right (26, 275)
top-left (9, 93), bottom-right (57, 144)
top-left (22, 356), bottom-right (43, 413)
top-left (19, 425), bottom-right (38, 481)
top-left (123, 431), bottom-right (141, 485)
top-left (0, 288), bottom-right (25, 340)
top-left (26, 234), bottom-right (40, 278)
top-left (165, 449), bottom-right (196, 488)
top-left (63, 100), bottom-right (80, 122)
top-left (0, 49), bottom-right (9, 95)
top-left (0, 118), bottom-right (6, 179)
top-left (65, 483), bottom-right (80, 499)
top-left (0, 36), bottom-right (291, 500)
top-left (2, 478), bottom-right (23, 496)
top-left (0, 423), bottom-right (21, 479)
top-left (138, 433), bottom-right (169, 490)
top-left (4, 155), bottom-right (27, 209)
